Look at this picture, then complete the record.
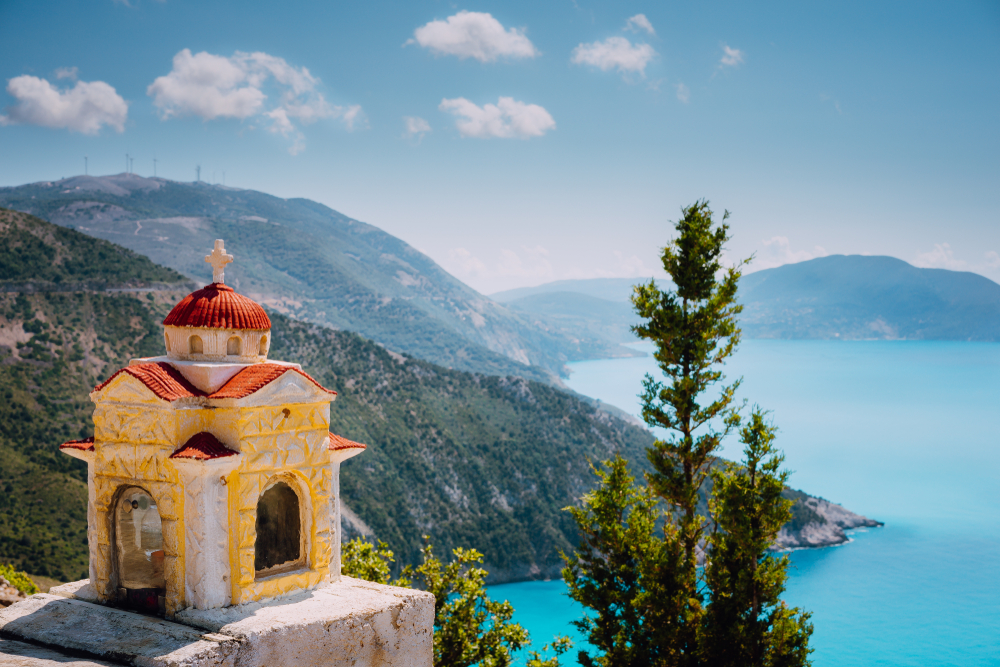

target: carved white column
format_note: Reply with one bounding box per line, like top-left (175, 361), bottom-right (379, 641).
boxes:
top-left (87, 459), bottom-right (98, 584)
top-left (329, 461), bottom-right (342, 582)
top-left (328, 447), bottom-right (365, 582)
top-left (174, 456), bottom-right (240, 610)
top-left (61, 448), bottom-right (98, 583)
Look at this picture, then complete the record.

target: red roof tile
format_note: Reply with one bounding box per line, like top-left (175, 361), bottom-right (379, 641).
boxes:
top-left (328, 433), bottom-right (367, 451)
top-left (170, 432), bottom-right (238, 460)
top-left (211, 364), bottom-right (336, 399)
top-left (94, 362), bottom-right (334, 402)
top-left (163, 283), bottom-right (271, 330)
top-left (93, 362), bottom-right (203, 400)
top-left (60, 437), bottom-right (95, 452)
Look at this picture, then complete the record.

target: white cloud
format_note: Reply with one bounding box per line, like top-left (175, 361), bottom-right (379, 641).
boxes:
top-left (410, 11), bottom-right (537, 62)
top-left (913, 244), bottom-right (1000, 280)
top-left (571, 37), bottom-right (656, 77)
top-left (448, 247), bottom-right (490, 279)
top-left (721, 45), bottom-right (744, 67)
top-left (749, 236), bottom-right (828, 271)
top-left (147, 49), bottom-right (359, 154)
top-left (54, 66), bottom-right (78, 80)
top-left (913, 243), bottom-right (967, 271)
top-left (446, 246), bottom-right (555, 284)
top-left (0, 75), bottom-right (127, 134)
top-left (439, 97), bottom-right (555, 139)
top-left (148, 50), bottom-right (264, 120)
top-left (676, 82), bottom-right (690, 103)
top-left (625, 14), bottom-right (655, 36)
top-left (498, 246), bottom-right (555, 282)
top-left (403, 116), bottom-right (431, 141)
top-left (596, 251), bottom-right (653, 279)
top-left (820, 93), bottom-right (844, 115)
top-left (444, 246), bottom-right (654, 293)
top-left (342, 105), bottom-right (364, 130)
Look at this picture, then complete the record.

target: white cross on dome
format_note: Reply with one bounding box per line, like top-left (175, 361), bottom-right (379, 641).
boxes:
top-left (205, 239), bottom-right (234, 284)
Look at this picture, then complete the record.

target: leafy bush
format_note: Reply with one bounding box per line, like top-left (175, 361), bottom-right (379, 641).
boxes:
top-left (343, 537), bottom-right (570, 667)
top-left (341, 538), bottom-right (410, 587)
top-left (0, 562), bottom-right (39, 595)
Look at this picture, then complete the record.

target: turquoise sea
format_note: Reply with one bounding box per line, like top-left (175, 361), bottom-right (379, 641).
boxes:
top-left (490, 340), bottom-right (1000, 666)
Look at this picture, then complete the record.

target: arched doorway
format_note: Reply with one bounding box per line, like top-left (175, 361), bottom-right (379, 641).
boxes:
top-left (114, 487), bottom-right (166, 615)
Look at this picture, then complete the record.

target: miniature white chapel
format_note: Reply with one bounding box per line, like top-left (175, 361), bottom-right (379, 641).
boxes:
top-left (59, 240), bottom-right (367, 617)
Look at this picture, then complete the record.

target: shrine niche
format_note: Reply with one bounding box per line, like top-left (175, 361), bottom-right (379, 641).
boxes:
top-left (58, 240), bottom-right (367, 618)
top-left (255, 480), bottom-right (302, 575)
top-left (114, 487), bottom-right (165, 615)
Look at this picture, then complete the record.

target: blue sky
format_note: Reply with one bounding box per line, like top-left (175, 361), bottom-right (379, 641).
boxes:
top-left (1, 0), bottom-right (998, 293)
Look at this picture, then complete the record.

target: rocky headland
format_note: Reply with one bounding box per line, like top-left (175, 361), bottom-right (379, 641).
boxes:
top-left (776, 489), bottom-right (883, 549)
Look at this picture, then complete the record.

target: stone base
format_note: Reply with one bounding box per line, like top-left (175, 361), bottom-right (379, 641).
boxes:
top-left (0, 577), bottom-right (434, 667)
top-left (0, 638), bottom-right (119, 666)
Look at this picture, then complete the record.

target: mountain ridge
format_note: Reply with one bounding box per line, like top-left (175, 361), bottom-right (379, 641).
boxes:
top-left (0, 174), bottom-right (634, 380)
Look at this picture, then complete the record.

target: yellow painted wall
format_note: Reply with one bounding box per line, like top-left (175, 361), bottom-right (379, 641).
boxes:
top-left (90, 374), bottom-right (334, 615)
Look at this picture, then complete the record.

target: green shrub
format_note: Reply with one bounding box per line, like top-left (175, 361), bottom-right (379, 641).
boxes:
top-left (0, 562), bottom-right (39, 595)
top-left (343, 536), bottom-right (569, 667)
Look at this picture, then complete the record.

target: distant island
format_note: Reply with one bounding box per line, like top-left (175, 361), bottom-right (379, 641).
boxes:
top-left (492, 256), bottom-right (1000, 342)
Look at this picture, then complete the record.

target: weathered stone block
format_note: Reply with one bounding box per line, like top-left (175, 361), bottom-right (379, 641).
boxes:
top-left (0, 579), bottom-right (435, 666)
top-left (0, 638), bottom-right (119, 666)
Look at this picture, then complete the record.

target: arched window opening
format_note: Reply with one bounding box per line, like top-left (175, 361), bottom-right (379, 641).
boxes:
top-left (255, 481), bottom-right (302, 576)
top-left (227, 336), bottom-right (242, 356)
top-left (163, 333), bottom-right (171, 352)
top-left (115, 487), bottom-right (165, 615)
top-left (189, 335), bottom-right (203, 354)
top-left (258, 335), bottom-right (268, 356)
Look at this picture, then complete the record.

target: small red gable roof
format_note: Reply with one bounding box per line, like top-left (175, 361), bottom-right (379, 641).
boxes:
top-left (60, 437), bottom-right (95, 452)
top-left (163, 283), bottom-right (271, 331)
top-left (211, 363), bottom-right (336, 399)
top-left (94, 362), bottom-right (335, 402)
top-left (170, 432), bottom-right (238, 460)
top-left (328, 433), bottom-right (367, 451)
top-left (94, 362), bottom-right (202, 401)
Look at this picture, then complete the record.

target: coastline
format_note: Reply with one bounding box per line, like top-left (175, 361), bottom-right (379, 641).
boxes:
top-left (776, 492), bottom-right (883, 550)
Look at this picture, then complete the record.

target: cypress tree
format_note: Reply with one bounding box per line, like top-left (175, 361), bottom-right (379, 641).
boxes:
top-left (565, 201), bottom-right (813, 666)
top-left (630, 200), bottom-right (745, 662)
top-left (562, 455), bottom-right (685, 667)
top-left (702, 408), bottom-right (814, 666)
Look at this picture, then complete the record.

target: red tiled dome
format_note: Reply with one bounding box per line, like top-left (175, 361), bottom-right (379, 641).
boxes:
top-left (163, 283), bottom-right (271, 330)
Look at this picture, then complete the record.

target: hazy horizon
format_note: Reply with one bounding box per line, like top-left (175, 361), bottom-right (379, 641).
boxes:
top-left (2, 1), bottom-right (997, 294)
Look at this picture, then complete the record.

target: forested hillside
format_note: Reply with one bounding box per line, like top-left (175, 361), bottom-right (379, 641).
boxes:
top-left (0, 208), bottom-right (874, 585)
top-left (270, 316), bottom-right (653, 581)
top-left (0, 208), bottom-right (655, 582)
top-left (0, 208), bottom-right (193, 580)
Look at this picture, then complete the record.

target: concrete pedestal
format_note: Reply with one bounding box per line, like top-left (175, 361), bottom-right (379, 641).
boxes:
top-left (0, 578), bottom-right (434, 667)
